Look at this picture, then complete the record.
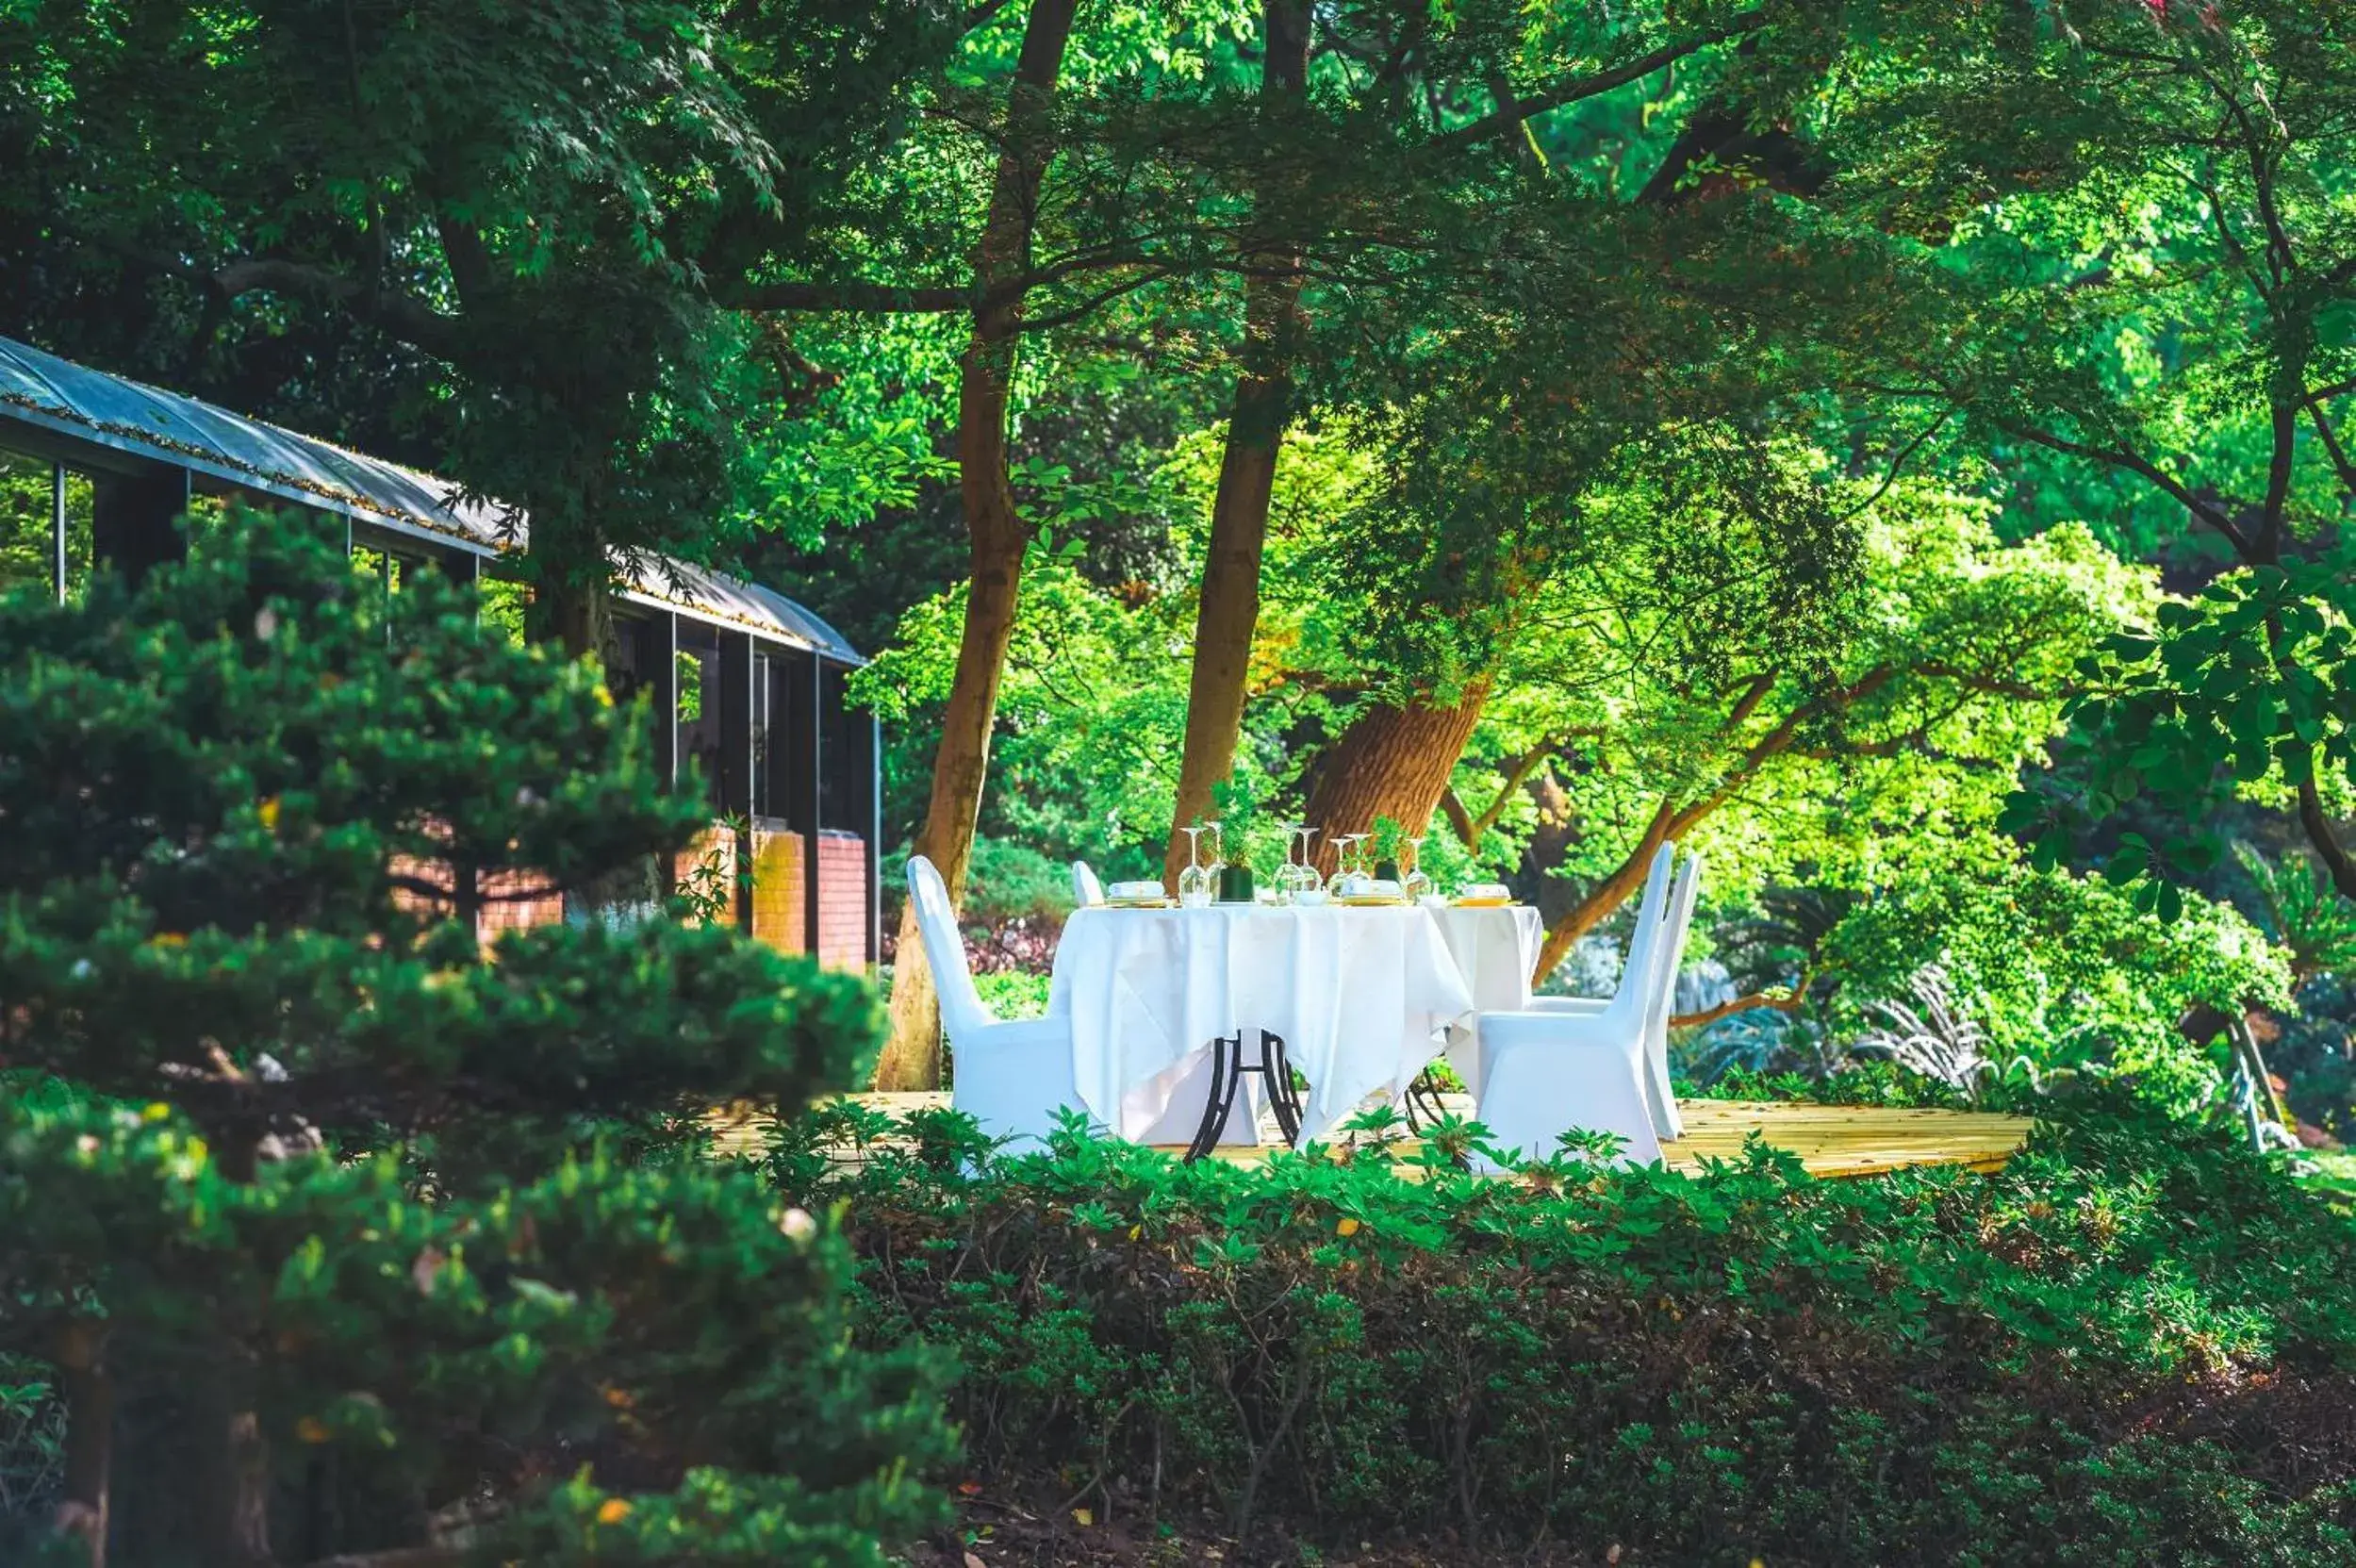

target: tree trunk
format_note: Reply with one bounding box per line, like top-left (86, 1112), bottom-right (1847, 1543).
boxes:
top-left (527, 576), bottom-right (606, 662)
top-left (519, 518), bottom-right (618, 664)
top-left (873, 0), bottom-right (1080, 1089)
top-left (192, 1182), bottom-right (275, 1563)
top-left (53, 1319), bottom-right (111, 1568)
top-left (875, 492), bottom-right (1028, 1087)
top-left (221, 1391), bottom-right (274, 1567)
top-left (1528, 800), bottom-right (1680, 984)
top-left (1299, 684), bottom-right (1491, 874)
top-left (1163, 0), bottom-right (1311, 889)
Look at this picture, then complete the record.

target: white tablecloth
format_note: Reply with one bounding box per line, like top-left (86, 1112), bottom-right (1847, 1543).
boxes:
top-left (1431, 904), bottom-right (1546, 1016)
top-left (1050, 903), bottom-right (1540, 1140)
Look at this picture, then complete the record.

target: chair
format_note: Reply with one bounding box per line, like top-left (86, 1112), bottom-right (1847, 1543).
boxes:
top-left (1181, 1030), bottom-right (1303, 1161)
top-left (1071, 859), bottom-right (1106, 907)
top-left (1405, 850), bottom-right (1672, 1132)
top-left (1122, 1037), bottom-right (1283, 1150)
top-left (905, 855), bottom-right (1088, 1152)
top-left (1468, 846), bottom-right (1697, 1171)
top-left (1639, 855), bottom-right (1704, 1141)
top-left (1453, 842), bottom-right (1672, 1103)
top-left (1511, 844), bottom-right (1698, 1141)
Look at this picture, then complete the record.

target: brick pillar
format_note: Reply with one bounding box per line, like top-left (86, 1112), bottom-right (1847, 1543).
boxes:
top-left (748, 822), bottom-right (809, 953)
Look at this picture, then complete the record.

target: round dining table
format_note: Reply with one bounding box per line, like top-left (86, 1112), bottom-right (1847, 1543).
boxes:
top-left (1049, 900), bottom-right (1545, 1142)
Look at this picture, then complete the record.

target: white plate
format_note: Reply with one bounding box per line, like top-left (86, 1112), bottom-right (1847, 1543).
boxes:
top-left (1105, 881), bottom-right (1165, 901)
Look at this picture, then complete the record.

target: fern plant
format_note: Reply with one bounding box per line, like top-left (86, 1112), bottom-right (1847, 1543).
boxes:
top-left (2235, 841), bottom-right (2356, 982)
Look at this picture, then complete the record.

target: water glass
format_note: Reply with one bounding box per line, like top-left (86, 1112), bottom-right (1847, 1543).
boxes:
top-left (1401, 835), bottom-right (1433, 903)
top-left (1289, 824), bottom-right (1323, 898)
top-left (1178, 825), bottom-right (1212, 908)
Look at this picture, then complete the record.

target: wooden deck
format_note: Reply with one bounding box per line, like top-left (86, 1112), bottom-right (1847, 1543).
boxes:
top-left (718, 1092), bottom-right (2034, 1180)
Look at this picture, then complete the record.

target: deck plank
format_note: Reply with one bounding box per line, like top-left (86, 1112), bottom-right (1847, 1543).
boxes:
top-left (712, 1093), bottom-right (2035, 1180)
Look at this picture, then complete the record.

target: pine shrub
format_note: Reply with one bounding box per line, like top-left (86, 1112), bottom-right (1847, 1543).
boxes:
top-left (0, 509), bottom-right (950, 1565)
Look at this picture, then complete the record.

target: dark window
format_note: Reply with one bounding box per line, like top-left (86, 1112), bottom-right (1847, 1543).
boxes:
top-left (758, 648), bottom-right (814, 828)
top-left (819, 664), bottom-right (867, 832)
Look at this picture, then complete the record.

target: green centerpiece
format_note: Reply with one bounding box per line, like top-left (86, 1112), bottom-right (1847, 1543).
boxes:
top-left (1218, 862), bottom-right (1257, 903)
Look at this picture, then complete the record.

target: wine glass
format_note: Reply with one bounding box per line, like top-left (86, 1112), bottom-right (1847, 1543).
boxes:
top-left (1401, 834), bottom-right (1433, 903)
top-left (1291, 824), bottom-right (1323, 897)
top-left (1201, 819), bottom-right (1224, 877)
top-left (1178, 824), bottom-right (1212, 907)
top-left (1273, 818), bottom-right (1304, 903)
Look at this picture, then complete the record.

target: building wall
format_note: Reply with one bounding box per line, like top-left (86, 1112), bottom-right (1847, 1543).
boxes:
top-left (390, 820), bottom-right (870, 967)
top-left (478, 867), bottom-right (567, 940)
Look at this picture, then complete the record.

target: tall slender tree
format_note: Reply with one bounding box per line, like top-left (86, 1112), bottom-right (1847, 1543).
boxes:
top-left (0, 511), bottom-right (948, 1564)
top-left (870, 0), bottom-right (1084, 1090)
top-left (1170, 0), bottom-right (1805, 872)
top-left (1163, 0), bottom-right (1312, 885)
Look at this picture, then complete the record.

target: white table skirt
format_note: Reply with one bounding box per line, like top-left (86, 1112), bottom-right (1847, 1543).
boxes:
top-left (1050, 903), bottom-right (1540, 1141)
top-left (1431, 903), bottom-right (1546, 1017)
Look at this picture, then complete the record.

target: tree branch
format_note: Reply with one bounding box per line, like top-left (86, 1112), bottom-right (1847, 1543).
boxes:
top-left (1445, 737), bottom-right (1563, 846)
top-left (2002, 423), bottom-right (2254, 558)
top-left (2308, 396), bottom-right (2356, 494)
top-left (1836, 408), bottom-right (1952, 523)
top-left (1671, 982), bottom-right (1806, 1031)
top-left (1530, 663), bottom-right (1900, 981)
top-left (1718, 669), bottom-right (1779, 734)
top-left (1437, 18), bottom-right (1766, 148)
top-left (722, 279), bottom-right (970, 313)
top-left (2297, 773), bottom-right (2356, 901)
top-left (1018, 265), bottom-right (1178, 334)
top-left (212, 258), bottom-right (468, 359)
top-left (1439, 785), bottom-right (1476, 846)
top-left (1910, 663), bottom-right (2058, 701)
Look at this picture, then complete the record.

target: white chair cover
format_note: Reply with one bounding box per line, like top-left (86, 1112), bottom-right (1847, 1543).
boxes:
top-left (1639, 855), bottom-right (1704, 1141)
top-left (1466, 841), bottom-right (1678, 1170)
top-left (905, 854), bottom-right (992, 1042)
top-left (1071, 860), bottom-right (1106, 907)
top-left (904, 856), bottom-right (1089, 1153)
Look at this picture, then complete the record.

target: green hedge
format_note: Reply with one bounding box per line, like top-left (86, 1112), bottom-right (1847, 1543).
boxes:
top-left (763, 1094), bottom-right (2356, 1565)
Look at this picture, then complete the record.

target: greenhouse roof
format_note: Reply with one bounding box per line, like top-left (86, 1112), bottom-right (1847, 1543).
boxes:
top-left (0, 334), bottom-right (859, 662)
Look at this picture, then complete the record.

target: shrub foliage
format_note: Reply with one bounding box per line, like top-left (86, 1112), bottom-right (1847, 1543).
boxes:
top-left (768, 1096), bottom-right (2356, 1565)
